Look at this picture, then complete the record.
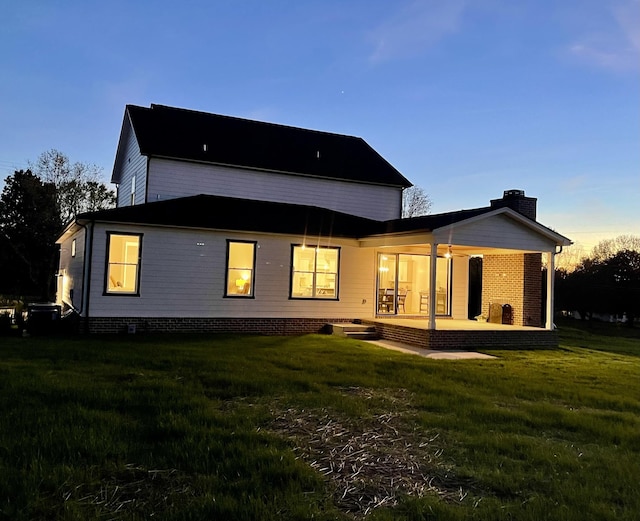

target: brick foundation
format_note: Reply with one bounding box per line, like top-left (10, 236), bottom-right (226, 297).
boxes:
top-left (80, 316), bottom-right (557, 350)
top-left (80, 316), bottom-right (355, 335)
top-left (361, 320), bottom-right (557, 349)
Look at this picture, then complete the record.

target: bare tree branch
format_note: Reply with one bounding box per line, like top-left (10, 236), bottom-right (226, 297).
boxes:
top-left (402, 186), bottom-right (432, 218)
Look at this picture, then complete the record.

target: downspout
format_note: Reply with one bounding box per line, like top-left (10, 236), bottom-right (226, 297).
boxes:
top-left (75, 221), bottom-right (94, 328)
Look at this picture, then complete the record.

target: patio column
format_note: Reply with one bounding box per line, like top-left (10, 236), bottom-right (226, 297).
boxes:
top-left (546, 251), bottom-right (555, 330)
top-left (429, 241), bottom-right (438, 330)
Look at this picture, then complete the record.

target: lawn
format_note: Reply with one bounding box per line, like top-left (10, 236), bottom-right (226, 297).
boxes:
top-left (0, 321), bottom-right (638, 520)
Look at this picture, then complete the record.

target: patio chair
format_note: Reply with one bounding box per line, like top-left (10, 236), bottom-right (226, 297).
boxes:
top-left (397, 289), bottom-right (407, 313)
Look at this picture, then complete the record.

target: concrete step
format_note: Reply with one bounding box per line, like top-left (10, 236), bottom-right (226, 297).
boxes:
top-left (328, 323), bottom-right (379, 340)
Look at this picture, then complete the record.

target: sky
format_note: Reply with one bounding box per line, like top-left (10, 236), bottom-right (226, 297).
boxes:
top-left (1, 0), bottom-right (638, 252)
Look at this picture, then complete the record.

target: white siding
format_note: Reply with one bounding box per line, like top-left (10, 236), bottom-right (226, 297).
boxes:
top-left (56, 228), bottom-right (86, 311)
top-left (435, 214), bottom-right (558, 252)
top-left (451, 256), bottom-right (469, 319)
top-left (146, 158), bottom-right (402, 220)
top-left (87, 224), bottom-right (378, 319)
top-left (116, 120), bottom-right (147, 207)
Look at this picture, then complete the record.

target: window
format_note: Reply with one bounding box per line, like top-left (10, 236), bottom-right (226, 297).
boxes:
top-left (71, 239), bottom-right (76, 258)
top-left (225, 241), bottom-right (256, 297)
top-left (291, 245), bottom-right (339, 299)
top-left (130, 176), bottom-right (136, 206)
top-left (105, 233), bottom-right (142, 295)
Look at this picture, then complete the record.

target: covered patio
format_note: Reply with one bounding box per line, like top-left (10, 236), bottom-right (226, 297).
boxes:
top-left (360, 317), bottom-right (558, 350)
top-left (360, 191), bottom-right (572, 350)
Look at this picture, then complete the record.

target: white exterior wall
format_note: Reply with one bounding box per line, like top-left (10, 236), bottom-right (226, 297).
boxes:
top-left (56, 228), bottom-right (86, 311)
top-left (451, 256), bottom-right (469, 319)
top-left (435, 214), bottom-right (557, 252)
top-left (116, 121), bottom-right (147, 207)
top-left (86, 223), bottom-right (377, 319)
top-left (146, 158), bottom-right (402, 221)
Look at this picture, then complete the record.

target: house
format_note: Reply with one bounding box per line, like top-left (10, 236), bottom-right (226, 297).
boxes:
top-left (56, 103), bottom-right (572, 348)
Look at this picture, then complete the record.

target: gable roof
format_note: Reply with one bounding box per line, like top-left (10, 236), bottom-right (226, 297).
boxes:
top-left (113, 104), bottom-right (412, 188)
top-left (377, 208), bottom-right (495, 234)
top-left (67, 194), bottom-right (570, 249)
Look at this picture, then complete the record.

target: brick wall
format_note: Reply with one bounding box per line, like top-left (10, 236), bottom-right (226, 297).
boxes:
top-left (361, 320), bottom-right (557, 349)
top-left (481, 253), bottom-right (542, 327)
top-left (523, 253), bottom-right (542, 327)
top-left (81, 317), bottom-right (355, 335)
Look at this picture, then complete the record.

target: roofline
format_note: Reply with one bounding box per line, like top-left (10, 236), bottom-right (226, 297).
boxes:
top-left (118, 103), bottom-right (412, 188)
top-left (111, 108), bottom-right (135, 184)
top-left (145, 154), bottom-right (411, 189)
top-left (56, 220), bottom-right (83, 244)
top-left (434, 207), bottom-right (573, 246)
top-left (71, 217), bottom-right (364, 245)
top-left (66, 194), bottom-right (572, 249)
top-left (146, 103), bottom-right (371, 141)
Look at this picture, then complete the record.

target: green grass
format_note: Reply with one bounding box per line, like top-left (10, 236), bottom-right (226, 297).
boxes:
top-left (0, 321), bottom-right (639, 520)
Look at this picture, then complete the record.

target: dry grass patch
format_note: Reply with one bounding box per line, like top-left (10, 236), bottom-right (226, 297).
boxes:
top-left (269, 387), bottom-right (479, 518)
top-left (61, 464), bottom-right (196, 518)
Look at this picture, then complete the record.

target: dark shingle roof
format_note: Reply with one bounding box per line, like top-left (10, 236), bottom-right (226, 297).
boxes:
top-left (122, 104), bottom-right (411, 187)
top-left (70, 194), bottom-right (571, 248)
top-left (376, 208), bottom-right (494, 234)
top-left (78, 195), bottom-right (383, 238)
top-left (77, 195), bottom-right (504, 239)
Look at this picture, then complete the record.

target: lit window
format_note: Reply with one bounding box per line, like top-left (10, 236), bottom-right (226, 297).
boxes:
top-left (291, 245), bottom-right (339, 299)
top-left (105, 233), bottom-right (142, 295)
top-left (226, 241), bottom-right (256, 297)
top-left (71, 239), bottom-right (76, 258)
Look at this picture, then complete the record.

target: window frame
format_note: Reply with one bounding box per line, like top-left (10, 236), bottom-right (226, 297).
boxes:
top-left (290, 244), bottom-right (340, 300)
top-left (103, 231), bottom-right (143, 296)
top-left (224, 239), bottom-right (257, 298)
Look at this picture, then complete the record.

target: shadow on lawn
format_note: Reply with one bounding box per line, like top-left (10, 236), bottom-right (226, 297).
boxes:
top-left (555, 318), bottom-right (640, 357)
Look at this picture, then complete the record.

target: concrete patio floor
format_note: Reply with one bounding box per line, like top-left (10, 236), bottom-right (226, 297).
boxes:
top-left (365, 338), bottom-right (497, 360)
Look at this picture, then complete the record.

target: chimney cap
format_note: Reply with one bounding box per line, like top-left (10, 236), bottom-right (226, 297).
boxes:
top-left (503, 189), bottom-right (525, 198)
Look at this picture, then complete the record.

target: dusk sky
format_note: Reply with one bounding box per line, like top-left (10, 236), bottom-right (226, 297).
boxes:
top-left (1, 0), bottom-right (638, 252)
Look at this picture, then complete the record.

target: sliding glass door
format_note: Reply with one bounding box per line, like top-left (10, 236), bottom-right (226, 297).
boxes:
top-left (376, 253), bottom-right (450, 316)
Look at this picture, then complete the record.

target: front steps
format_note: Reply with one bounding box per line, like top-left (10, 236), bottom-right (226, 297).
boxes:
top-left (328, 322), bottom-right (379, 341)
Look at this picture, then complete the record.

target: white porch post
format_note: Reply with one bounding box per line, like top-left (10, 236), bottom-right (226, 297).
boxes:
top-left (429, 242), bottom-right (438, 330)
top-left (546, 251), bottom-right (555, 330)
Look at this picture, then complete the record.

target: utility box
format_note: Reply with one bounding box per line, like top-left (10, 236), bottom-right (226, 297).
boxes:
top-left (27, 303), bottom-right (61, 335)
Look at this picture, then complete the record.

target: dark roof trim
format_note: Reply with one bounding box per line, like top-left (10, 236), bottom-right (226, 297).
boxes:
top-left (115, 104), bottom-right (411, 188)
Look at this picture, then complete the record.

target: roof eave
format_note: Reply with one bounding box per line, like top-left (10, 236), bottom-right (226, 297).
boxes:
top-left (110, 108), bottom-right (135, 185)
top-left (434, 207), bottom-right (573, 247)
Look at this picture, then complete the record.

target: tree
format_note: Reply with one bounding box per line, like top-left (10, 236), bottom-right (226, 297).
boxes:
top-left (402, 186), bottom-right (432, 218)
top-left (590, 235), bottom-right (640, 263)
top-left (556, 241), bottom-right (640, 327)
top-left (29, 149), bottom-right (115, 224)
top-left (554, 242), bottom-right (587, 272)
top-left (0, 170), bottom-right (61, 299)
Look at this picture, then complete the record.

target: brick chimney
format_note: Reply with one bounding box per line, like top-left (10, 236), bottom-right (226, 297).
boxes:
top-left (490, 189), bottom-right (537, 220)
